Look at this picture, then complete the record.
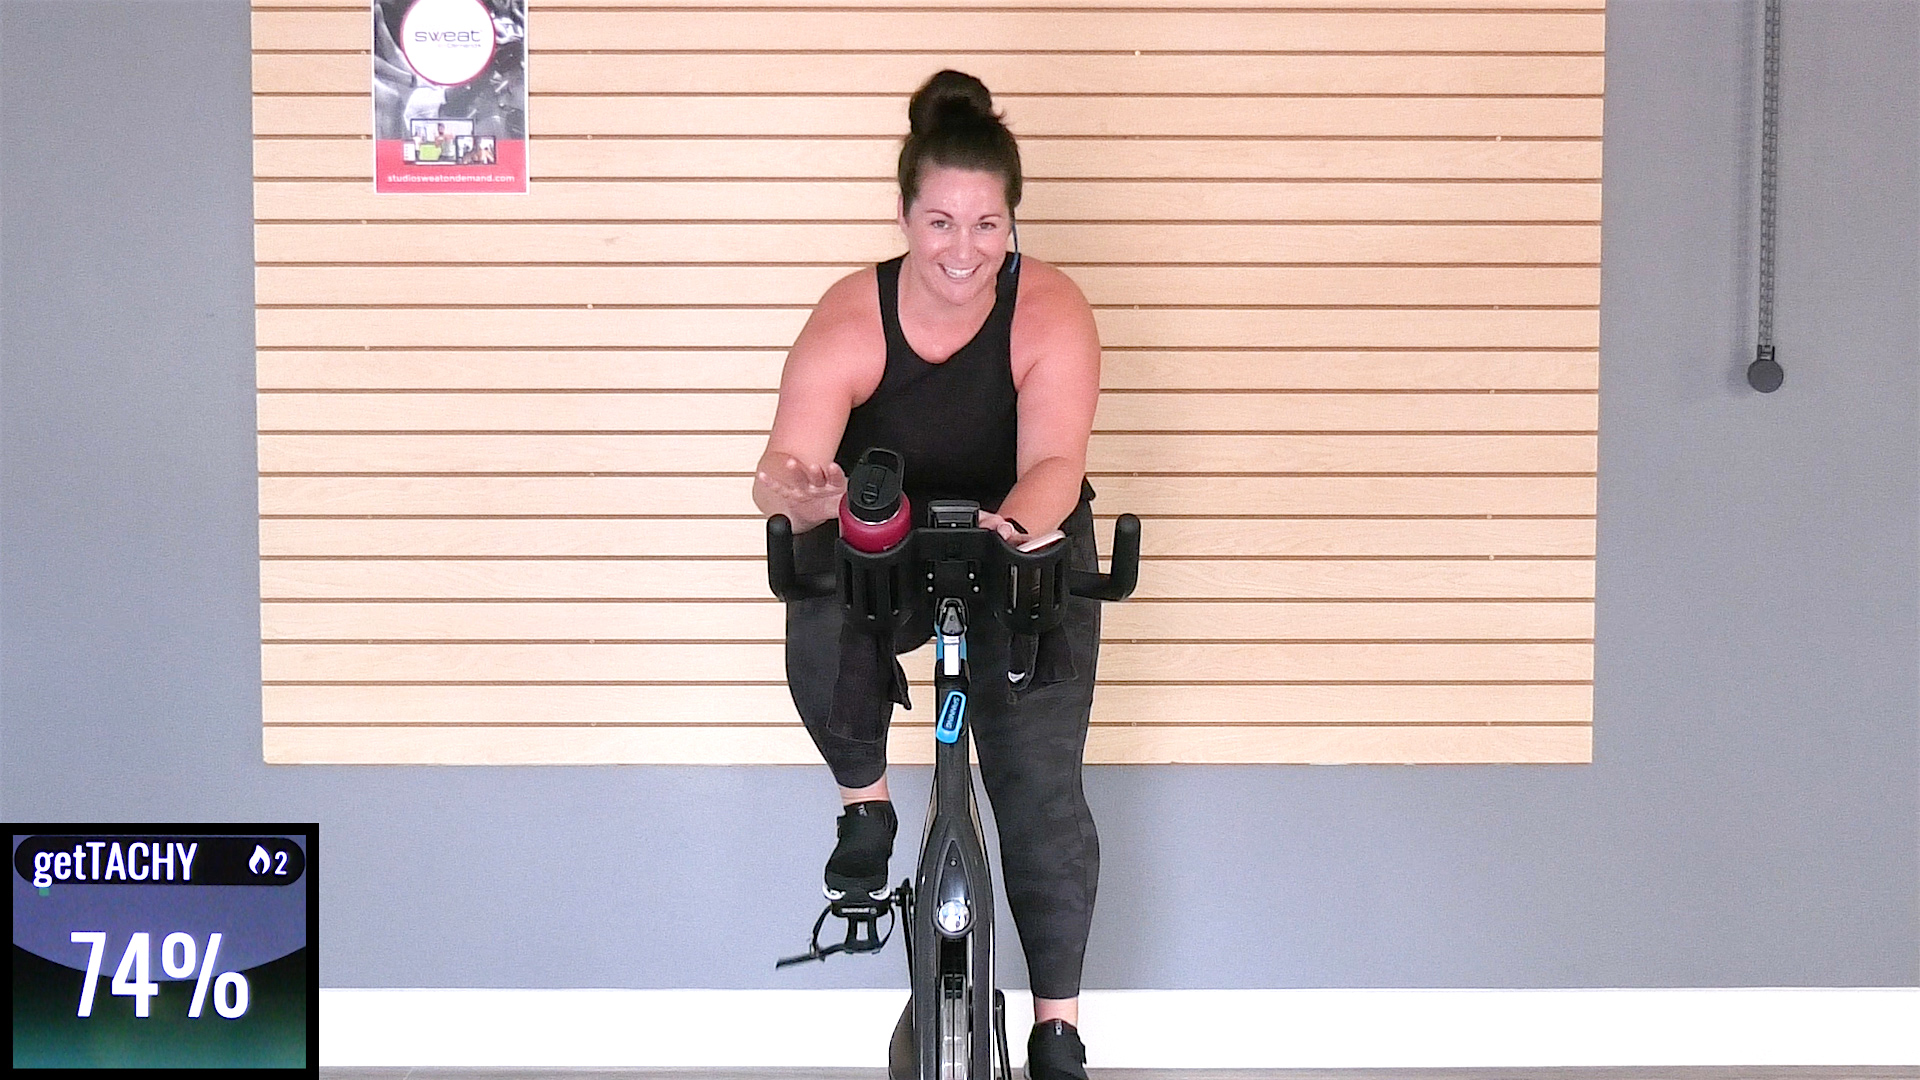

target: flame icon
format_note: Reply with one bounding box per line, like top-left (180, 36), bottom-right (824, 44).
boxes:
top-left (249, 845), bottom-right (271, 875)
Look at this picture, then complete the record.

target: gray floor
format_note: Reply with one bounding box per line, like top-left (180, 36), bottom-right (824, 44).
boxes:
top-left (318, 1070), bottom-right (1920, 1080)
top-left (314, 1060), bottom-right (1920, 1068)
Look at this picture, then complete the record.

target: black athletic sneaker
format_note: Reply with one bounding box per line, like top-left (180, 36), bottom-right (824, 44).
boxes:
top-left (824, 800), bottom-right (896, 902)
top-left (1026, 1019), bottom-right (1089, 1080)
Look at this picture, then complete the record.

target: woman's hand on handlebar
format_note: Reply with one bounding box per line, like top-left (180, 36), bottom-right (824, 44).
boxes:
top-left (755, 452), bottom-right (846, 533)
top-left (981, 512), bottom-right (1068, 554)
top-left (976, 510), bottom-right (1025, 544)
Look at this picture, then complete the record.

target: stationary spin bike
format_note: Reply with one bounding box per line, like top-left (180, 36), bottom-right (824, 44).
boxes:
top-left (770, 448), bottom-right (1140, 1080)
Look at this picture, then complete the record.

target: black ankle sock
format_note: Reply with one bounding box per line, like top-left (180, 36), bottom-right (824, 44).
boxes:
top-left (1027, 1018), bottom-right (1087, 1080)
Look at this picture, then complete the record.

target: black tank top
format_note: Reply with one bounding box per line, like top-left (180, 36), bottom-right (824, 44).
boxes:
top-left (835, 252), bottom-right (1024, 519)
top-left (835, 252), bottom-right (1097, 522)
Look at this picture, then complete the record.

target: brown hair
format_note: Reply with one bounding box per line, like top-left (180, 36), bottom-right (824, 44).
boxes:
top-left (898, 70), bottom-right (1022, 213)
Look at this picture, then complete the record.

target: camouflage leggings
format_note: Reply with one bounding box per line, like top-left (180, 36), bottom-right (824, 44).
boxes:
top-left (783, 500), bottom-right (1103, 1000)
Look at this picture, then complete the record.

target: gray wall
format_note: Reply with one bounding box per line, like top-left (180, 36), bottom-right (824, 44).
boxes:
top-left (2, 0), bottom-right (1914, 990)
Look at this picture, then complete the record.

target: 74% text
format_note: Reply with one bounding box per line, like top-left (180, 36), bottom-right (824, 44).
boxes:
top-left (70, 932), bottom-right (249, 1018)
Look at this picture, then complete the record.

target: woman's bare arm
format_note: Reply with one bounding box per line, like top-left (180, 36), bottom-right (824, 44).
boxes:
top-left (752, 270), bottom-right (883, 531)
top-left (988, 262), bottom-right (1102, 538)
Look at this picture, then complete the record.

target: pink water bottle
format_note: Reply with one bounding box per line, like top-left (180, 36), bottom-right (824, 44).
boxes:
top-left (839, 448), bottom-right (911, 553)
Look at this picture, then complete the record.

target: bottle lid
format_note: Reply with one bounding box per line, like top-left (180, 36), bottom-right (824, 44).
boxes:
top-left (846, 448), bottom-right (905, 525)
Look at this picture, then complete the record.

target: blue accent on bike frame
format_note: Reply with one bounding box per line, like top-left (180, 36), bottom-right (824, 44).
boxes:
top-left (936, 690), bottom-right (966, 743)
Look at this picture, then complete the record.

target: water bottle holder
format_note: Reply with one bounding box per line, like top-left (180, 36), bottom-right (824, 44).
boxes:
top-left (1000, 547), bottom-right (1069, 636)
top-left (834, 537), bottom-right (1069, 636)
top-left (838, 541), bottom-right (922, 635)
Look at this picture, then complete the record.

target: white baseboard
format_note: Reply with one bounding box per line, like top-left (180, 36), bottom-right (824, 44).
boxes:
top-left (320, 987), bottom-right (1920, 1069)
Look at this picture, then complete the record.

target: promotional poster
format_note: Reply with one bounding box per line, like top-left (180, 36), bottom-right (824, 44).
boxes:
top-left (373, 0), bottom-right (527, 193)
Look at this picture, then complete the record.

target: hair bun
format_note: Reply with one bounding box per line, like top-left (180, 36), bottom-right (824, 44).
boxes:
top-left (908, 70), bottom-right (997, 136)
top-left (897, 69), bottom-right (1022, 212)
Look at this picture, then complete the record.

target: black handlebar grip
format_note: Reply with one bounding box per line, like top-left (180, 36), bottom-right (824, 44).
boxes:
top-left (767, 515), bottom-right (799, 599)
top-left (1068, 513), bottom-right (1141, 601)
top-left (766, 515), bottom-right (836, 601)
top-left (1104, 513), bottom-right (1141, 600)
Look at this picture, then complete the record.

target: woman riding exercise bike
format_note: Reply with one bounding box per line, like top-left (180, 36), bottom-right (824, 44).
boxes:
top-left (751, 70), bottom-right (1107, 1080)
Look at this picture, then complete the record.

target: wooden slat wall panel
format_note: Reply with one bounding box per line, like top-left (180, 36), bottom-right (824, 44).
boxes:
top-left (260, 0), bottom-right (1601, 10)
top-left (259, 10), bottom-right (1606, 52)
top-left (257, 392), bottom-right (1597, 432)
top-left (260, 267), bottom-right (1603, 304)
top-left (257, 351), bottom-right (1598, 390)
top-left (261, 557), bottom-right (1594, 600)
top-left (257, 53), bottom-right (1606, 95)
top-left (259, 517), bottom-right (1597, 557)
top-left (260, 600), bottom-right (1596, 640)
top-left (259, 309), bottom-right (1597, 349)
top-left (263, 683), bottom-right (1593, 722)
top-left (263, 641), bottom-right (1597, 683)
top-left (254, 0), bottom-right (1601, 764)
top-left (262, 726), bottom-right (1593, 767)
top-left (255, 221), bottom-right (1602, 262)
top-left (258, 141), bottom-right (1602, 180)
top-left (258, 477), bottom-right (1598, 517)
top-left (260, 433), bottom-right (1599, 472)
top-left (258, 99), bottom-right (1608, 140)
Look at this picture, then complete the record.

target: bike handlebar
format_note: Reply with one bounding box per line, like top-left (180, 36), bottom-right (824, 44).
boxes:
top-left (766, 513), bottom-right (1141, 610)
top-left (1071, 513), bottom-right (1141, 602)
top-left (765, 514), bottom-right (834, 601)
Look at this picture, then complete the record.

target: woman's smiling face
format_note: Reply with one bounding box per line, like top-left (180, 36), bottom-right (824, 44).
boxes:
top-left (898, 164), bottom-right (1012, 309)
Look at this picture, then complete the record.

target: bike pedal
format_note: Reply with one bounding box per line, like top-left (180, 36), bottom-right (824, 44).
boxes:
top-left (776, 892), bottom-right (898, 968)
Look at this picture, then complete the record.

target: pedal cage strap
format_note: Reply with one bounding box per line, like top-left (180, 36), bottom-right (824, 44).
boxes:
top-left (777, 887), bottom-right (907, 968)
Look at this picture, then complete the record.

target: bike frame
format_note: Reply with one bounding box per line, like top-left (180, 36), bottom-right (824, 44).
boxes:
top-left (770, 501), bottom-right (1139, 1080)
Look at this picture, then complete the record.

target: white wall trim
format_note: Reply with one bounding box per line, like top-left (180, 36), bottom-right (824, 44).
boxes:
top-left (320, 988), bottom-right (1920, 1068)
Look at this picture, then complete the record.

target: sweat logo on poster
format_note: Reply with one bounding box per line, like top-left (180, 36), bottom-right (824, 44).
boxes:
top-left (400, 0), bottom-right (496, 86)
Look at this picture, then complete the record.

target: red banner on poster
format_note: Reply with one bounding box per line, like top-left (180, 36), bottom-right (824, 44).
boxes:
top-left (375, 137), bottom-right (526, 193)
top-left (373, 0), bottom-right (527, 194)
